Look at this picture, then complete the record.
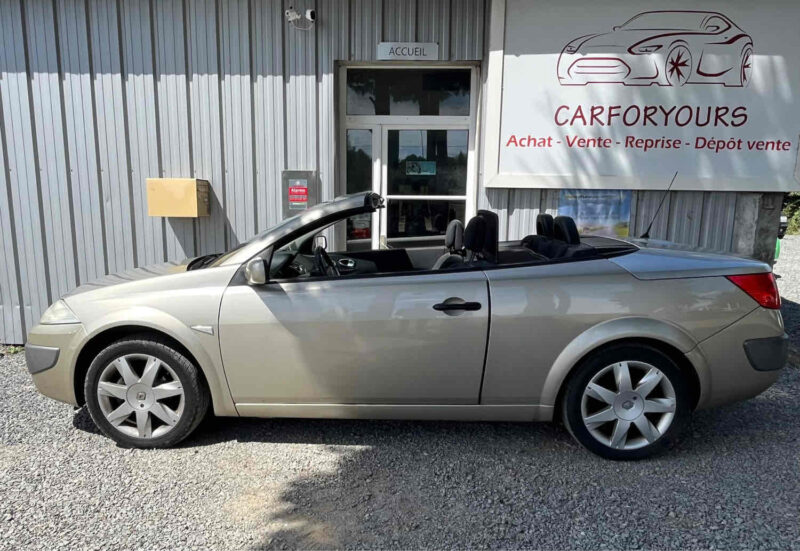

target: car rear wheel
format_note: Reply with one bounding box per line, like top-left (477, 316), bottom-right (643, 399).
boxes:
top-left (561, 344), bottom-right (691, 460)
top-left (84, 336), bottom-right (209, 448)
top-left (740, 47), bottom-right (753, 87)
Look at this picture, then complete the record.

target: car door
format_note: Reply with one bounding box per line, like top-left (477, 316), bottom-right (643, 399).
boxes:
top-left (218, 269), bottom-right (489, 406)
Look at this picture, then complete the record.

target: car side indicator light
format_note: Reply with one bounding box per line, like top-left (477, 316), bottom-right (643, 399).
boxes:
top-left (726, 273), bottom-right (781, 309)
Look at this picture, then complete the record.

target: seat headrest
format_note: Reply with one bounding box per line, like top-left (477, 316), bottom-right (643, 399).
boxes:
top-left (554, 216), bottom-right (580, 245)
top-left (476, 210), bottom-right (499, 263)
top-left (463, 216), bottom-right (486, 253)
top-left (536, 214), bottom-right (554, 238)
top-left (444, 219), bottom-right (464, 252)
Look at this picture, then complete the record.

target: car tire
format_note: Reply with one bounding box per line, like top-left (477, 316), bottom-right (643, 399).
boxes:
top-left (739, 47), bottom-right (753, 87)
top-left (84, 335), bottom-right (209, 449)
top-left (561, 343), bottom-right (691, 460)
top-left (665, 45), bottom-right (692, 87)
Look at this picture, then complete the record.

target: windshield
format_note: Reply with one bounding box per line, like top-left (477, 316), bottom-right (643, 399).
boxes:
top-left (620, 12), bottom-right (706, 31)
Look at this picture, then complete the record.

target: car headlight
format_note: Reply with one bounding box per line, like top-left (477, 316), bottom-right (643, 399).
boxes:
top-left (635, 45), bottom-right (662, 53)
top-left (39, 300), bottom-right (80, 325)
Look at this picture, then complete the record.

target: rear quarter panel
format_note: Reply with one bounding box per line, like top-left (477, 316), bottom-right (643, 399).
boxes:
top-left (481, 258), bottom-right (757, 407)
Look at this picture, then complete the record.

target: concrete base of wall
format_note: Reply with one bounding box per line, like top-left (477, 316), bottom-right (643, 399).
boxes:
top-left (733, 192), bottom-right (783, 265)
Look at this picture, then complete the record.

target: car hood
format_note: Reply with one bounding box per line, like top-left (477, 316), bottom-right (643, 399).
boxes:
top-left (64, 260), bottom-right (189, 297)
top-left (569, 30), bottom-right (679, 51)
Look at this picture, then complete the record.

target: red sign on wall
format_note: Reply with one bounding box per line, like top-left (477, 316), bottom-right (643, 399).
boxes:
top-left (288, 182), bottom-right (308, 210)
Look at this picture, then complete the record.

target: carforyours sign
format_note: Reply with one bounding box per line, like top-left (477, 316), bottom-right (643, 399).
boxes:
top-left (489, 0), bottom-right (800, 191)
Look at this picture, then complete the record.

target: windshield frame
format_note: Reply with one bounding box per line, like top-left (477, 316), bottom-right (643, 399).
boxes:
top-left (210, 192), bottom-right (381, 268)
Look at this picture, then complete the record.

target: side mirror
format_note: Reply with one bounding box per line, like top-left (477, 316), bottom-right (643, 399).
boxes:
top-left (313, 233), bottom-right (328, 251)
top-left (706, 24), bottom-right (720, 32)
top-left (244, 257), bottom-right (267, 285)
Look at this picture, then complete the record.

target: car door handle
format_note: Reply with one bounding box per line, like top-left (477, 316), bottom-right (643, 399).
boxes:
top-left (433, 301), bottom-right (482, 312)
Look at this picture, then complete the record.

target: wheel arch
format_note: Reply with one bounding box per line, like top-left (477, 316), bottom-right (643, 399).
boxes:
top-left (73, 321), bottom-right (237, 417)
top-left (541, 317), bottom-right (707, 416)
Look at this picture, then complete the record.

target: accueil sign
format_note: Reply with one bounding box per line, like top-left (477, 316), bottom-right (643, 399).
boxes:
top-left (491, 0), bottom-right (800, 191)
top-left (377, 42), bottom-right (439, 61)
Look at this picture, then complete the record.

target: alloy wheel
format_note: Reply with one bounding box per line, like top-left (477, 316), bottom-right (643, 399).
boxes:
top-left (580, 361), bottom-right (676, 451)
top-left (96, 354), bottom-right (185, 439)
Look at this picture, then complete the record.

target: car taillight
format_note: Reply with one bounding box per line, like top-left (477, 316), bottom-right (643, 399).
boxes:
top-left (726, 273), bottom-right (781, 309)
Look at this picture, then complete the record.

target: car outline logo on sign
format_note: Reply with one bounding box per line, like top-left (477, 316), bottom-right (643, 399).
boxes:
top-left (557, 10), bottom-right (753, 88)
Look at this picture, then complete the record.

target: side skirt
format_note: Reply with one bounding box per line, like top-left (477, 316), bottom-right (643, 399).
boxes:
top-left (233, 403), bottom-right (554, 422)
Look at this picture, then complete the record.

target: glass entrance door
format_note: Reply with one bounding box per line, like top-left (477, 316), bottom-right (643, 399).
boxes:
top-left (381, 128), bottom-right (469, 249)
top-left (339, 66), bottom-right (478, 251)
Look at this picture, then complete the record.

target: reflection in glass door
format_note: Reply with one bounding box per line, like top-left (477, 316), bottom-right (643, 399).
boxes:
top-left (383, 129), bottom-right (469, 248)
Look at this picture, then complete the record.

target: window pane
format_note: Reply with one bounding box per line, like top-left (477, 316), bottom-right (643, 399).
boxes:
top-left (386, 199), bottom-right (466, 240)
top-left (346, 213), bottom-right (372, 242)
top-left (346, 69), bottom-right (471, 116)
top-left (346, 129), bottom-right (372, 194)
top-left (387, 130), bottom-right (468, 196)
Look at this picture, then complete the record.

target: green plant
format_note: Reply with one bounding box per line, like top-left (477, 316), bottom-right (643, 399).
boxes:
top-left (4, 345), bottom-right (23, 355)
top-left (782, 192), bottom-right (800, 235)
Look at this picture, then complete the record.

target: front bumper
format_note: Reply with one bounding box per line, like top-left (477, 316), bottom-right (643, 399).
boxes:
top-left (26, 323), bottom-right (88, 406)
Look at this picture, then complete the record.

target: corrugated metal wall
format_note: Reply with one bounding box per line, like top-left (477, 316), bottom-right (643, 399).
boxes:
top-left (0, 0), bottom-right (487, 343)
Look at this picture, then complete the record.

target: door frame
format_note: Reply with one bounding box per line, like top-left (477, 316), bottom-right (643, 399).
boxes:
top-left (336, 63), bottom-right (481, 251)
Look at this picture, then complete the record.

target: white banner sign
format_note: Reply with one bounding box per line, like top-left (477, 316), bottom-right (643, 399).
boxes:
top-left (493, 0), bottom-right (800, 191)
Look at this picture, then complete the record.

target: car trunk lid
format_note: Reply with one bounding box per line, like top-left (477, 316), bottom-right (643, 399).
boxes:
top-left (609, 238), bottom-right (771, 280)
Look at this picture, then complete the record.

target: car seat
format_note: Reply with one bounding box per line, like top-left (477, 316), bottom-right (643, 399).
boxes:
top-left (432, 220), bottom-right (465, 270)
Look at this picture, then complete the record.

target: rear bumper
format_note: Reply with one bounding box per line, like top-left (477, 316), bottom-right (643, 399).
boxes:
top-left (692, 308), bottom-right (785, 410)
top-left (744, 334), bottom-right (788, 372)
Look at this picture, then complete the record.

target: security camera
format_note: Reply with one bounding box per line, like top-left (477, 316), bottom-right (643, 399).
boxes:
top-left (284, 6), bottom-right (301, 22)
top-left (305, 9), bottom-right (315, 22)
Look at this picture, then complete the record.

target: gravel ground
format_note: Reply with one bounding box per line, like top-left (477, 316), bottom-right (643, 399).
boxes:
top-left (2, 242), bottom-right (800, 550)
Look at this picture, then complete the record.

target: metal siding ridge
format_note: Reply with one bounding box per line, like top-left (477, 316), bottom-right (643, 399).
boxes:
top-left (120, 0), bottom-right (166, 265)
top-left (350, 0), bottom-right (381, 61)
top-left (417, 0), bottom-right (450, 60)
top-left (0, 62), bottom-right (25, 343)
top-left (3, 0), bottom-right (50, 335)
top-left (189, 0), bottom-right (226, 254)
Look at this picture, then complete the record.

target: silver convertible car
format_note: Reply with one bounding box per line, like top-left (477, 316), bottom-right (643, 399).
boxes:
top-left (26, 192), bottom-right (786, 459)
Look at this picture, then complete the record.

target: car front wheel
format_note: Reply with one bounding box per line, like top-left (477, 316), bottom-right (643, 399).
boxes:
top-left (561, 344), bottom-right (691, 460)
top-left (84, 335), bottom-right (209, 448)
